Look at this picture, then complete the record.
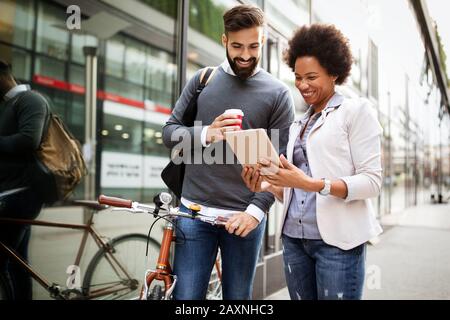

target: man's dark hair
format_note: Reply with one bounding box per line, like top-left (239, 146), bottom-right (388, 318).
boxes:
top-left (223, 4), bottom-right (265, 34)
top-left (283, 24), bottom-right (353, 85)
top-left (0, 60), bottom-right (13, 80)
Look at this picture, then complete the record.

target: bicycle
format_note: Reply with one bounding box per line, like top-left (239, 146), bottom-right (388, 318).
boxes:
top-left (0, 188), bottom-right (159, 300)
top-left (98, 192), bottom-right (227, 300)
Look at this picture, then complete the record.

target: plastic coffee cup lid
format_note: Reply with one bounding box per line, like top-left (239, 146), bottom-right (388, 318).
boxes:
top-left (224, 109), bottom-right (244, 116)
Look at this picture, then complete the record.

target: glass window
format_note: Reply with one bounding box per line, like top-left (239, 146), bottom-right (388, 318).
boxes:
top-left (291, 0), bottom-right (309, 10)
top-left (34, 86), bottom-right (67, 120)
top-left (186, 61), bottom-right (201, 81)
top-left (266, 0), bottom-right (309, 37)
top-left (101, 114), bottom-right (143, 154)
top-left (143, 123), bottom-right (166, 156)
top-left (69, 64), bottom-right (84, 86)
top-left (105, 76), bottom-right (144, 101)
top-left (145, 49), bottom-right (175, 107)
top-left (35, 55), bottom-right (65, 81)
top-left (138, 0), bottom-right (177, 18)
top-left (67, 95), bottom-right (85, 142)
top-left (0, 0), bottom-right (35, 49)
top-left (36, 2), bottom-right (69, 60)
top-left (124, 38), bottom-right (146, 85)
top-left (71, 33), bottom-right (98, 65)
top-left (105, 36), bottom-right (125, 78)
top-left (186, 0), bottom-right (234, 68)
top-left (189, 0), bottom-right (233, 45)
top-left (0, 43), bottom-right (31, 81)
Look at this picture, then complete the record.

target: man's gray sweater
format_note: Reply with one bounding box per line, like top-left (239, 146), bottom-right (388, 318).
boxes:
top-left (163, 67), bottom-right (295, 213)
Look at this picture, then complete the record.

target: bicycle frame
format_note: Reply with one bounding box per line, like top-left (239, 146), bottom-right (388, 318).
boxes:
top-left (98, 194), bottom-right (225, 300)
top-left (140, 217), bottom-right (223, 300)
top-left (0, 205), bottom-right (139, 299)
top-left (141, 219), bottom-right (177, 300)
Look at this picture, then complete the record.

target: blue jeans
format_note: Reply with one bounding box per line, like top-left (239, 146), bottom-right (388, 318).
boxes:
top-left (173, 205), bottom-right (266, 300)
top-left (282, 234), bottom-right (366, 300)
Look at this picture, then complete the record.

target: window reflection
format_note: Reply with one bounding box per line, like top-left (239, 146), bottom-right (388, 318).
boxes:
top-left (102, 114), bottom-right (143, 154)
top-left (105, 76), bottom-right (144, 101)
top-left (0, 44), bottom-right (31, 80)
top-left (139, 0), bottom-right (234, 44)
top-left (0, 0), bottom-right (34, 49)
top-left (125, 38), bottom-right (146, 84)
top-left (69, 64), bottom-right (84, 86)
top-left (106, 36), bottom-right (126, 78)
top-left (36, 1), bottom-right (69, 60)
top-left (71, 33), bottom-right (98, 65)
top-left (143, 124), bottom-right (167, 156)
top-left (68, 95), bottom-right (85, 142)
top-left (35, 55), bottom-right (65, 81)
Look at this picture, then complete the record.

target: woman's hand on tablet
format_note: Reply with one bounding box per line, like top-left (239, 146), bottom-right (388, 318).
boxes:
top-left (260, 155), bottom-right (315, 191)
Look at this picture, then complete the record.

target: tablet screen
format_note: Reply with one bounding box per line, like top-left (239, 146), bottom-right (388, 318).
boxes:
top-left (224, 129), bottom-right (280, 167)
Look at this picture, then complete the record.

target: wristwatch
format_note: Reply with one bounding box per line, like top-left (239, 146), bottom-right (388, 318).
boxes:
top-left (319, 178), bottom-right (331, 196)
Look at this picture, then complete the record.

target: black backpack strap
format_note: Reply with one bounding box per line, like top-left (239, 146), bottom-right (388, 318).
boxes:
top-left (182, 67), bottom-right (217, 126)
top-left (199, 67), bottom-right (214, 86)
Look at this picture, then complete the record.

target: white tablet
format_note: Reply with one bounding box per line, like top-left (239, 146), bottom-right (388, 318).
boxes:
top-left (224, 128), bottom-right (280, 167)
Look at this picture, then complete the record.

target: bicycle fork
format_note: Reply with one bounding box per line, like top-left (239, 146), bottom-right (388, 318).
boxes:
top-left (141, 221), bottom-right (177, 300)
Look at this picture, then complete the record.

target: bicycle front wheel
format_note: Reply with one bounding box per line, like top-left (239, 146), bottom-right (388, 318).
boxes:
top-left (82, 233), bottom-right (160, 300)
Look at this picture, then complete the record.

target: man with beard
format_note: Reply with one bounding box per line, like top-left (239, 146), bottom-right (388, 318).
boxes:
top-left (162, 4), bottom-right (294, 300)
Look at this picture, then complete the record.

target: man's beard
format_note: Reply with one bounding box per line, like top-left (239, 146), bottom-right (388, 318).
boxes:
top-left (226, 49), bottom-right (259, 80)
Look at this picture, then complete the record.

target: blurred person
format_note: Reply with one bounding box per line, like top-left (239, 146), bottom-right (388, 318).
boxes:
top-left (242, 24), bottom-right (383, 300)
top-left (0, 60), bottom-right (49, 299)
top-left (162, 5), bottom-right (295, 299)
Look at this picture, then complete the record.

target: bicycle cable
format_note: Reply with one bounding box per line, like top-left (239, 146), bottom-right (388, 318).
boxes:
top-left (146, 216), bottom-right (163, 257)
top-left (145, 214), bottom-right (187, 257)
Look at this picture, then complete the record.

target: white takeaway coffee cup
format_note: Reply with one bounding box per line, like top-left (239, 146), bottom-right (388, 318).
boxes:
top-left (223, 109), bottom-right (244, 129)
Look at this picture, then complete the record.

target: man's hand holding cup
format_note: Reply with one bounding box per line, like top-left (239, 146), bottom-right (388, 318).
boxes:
top-left (206, 109), bottom-right (244, 144)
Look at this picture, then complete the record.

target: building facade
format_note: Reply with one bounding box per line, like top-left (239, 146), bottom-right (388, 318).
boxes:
top-left (1, 0), bottom-right (449, 299)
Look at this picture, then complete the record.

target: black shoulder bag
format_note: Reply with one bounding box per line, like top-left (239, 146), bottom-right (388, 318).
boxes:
top-left (161, 67), bottom-right (216, 200)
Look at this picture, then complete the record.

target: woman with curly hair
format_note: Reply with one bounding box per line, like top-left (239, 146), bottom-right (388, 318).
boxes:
top-left (242, 24), bottom-right (383, 300)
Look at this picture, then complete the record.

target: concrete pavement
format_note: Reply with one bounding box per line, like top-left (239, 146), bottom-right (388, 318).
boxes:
top-left (266, 202), bottom-right (450, 300)
top-left (28, 200), bottom-right (450, 299)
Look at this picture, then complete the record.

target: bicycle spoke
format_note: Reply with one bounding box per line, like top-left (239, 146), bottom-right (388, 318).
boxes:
top-left (83, 234), bottom-right (159, 300)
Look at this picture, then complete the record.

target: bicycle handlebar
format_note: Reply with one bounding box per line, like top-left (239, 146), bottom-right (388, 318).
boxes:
top-left (98, 194), bottom-right (229, 226)
top-left (98, 195), bottom-right (133, 208)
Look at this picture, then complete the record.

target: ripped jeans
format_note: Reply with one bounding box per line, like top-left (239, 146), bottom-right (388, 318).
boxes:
top-left (281, 235), bottom-right (366, 300)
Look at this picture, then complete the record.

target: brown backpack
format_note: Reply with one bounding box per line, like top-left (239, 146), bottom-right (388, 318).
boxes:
top-left (13, 91), bottom-right (88, 204)
top-left (36, 112), bottom-right (88, 203)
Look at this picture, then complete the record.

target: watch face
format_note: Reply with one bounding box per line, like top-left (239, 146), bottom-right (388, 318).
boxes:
top-left (320, 179), bottom-right (331, 195)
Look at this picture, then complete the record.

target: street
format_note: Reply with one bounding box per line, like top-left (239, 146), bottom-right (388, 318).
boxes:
top-left (267, 202), bottom-right (450, 300)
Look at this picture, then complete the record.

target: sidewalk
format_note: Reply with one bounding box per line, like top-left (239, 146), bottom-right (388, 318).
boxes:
top-left (266, 202), bottom-right (450, 300)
